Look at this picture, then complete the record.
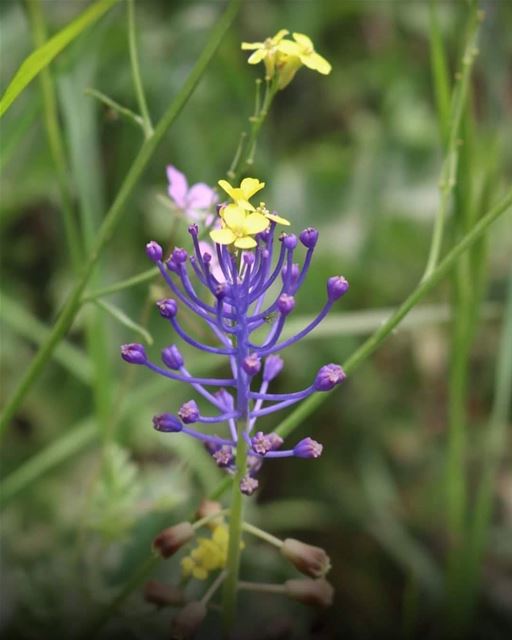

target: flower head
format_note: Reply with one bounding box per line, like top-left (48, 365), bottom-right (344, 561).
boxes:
top-left (241, 29), bottom-right (289, 80)
top-left (278, 33), bottom-right (331, 76)
top-left (209, 204), bottom-right (269, 249)
top-left (218, 177), bottom-right (265, 211)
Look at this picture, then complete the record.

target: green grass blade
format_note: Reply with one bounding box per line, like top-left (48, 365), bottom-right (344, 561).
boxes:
top-left (429, 0), bottom-right (451, 144)
top-left (94, 299), bottom-right (153, 345)
top-left (0, 0), bottom-right (120, 118)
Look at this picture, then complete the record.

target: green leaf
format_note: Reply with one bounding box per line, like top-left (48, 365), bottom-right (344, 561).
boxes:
top-left (0, 0), bottom-right (119, 118)
top-left (93, 299), bottom-right (154, 345)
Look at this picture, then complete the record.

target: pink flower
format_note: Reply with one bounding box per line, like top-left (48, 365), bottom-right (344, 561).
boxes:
top-left (166, 165), bottom-right (218, 225)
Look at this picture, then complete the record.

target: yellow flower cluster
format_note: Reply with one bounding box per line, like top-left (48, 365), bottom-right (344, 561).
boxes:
top-left (242, 30), bottom-right (331, 88)
top-left (181, 523), bottom-right (230, 580)
top-left (210, 178), bottom-right (289, 249)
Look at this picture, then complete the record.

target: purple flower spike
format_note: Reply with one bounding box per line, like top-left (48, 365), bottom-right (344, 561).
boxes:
top-left (121, 343), bottom-right (147, 365)
top-left (263, 355), bottom-right (284, 382)
top-left (240, 475), bottom-right (259, 496)
top-left (300, 227), bottom-right (319, 248)
top-left (146, 241), bottom-right (163, 262)
top-left (294, 437), bottom-right (323, 459)
top-left (242, 354), bottom-right (261, 376)
top-left (153, 413), bottom-right (183, 433)
top-left (278, 294), bottom-right (295, 316)
top-left (178, 400), bottom-right (199, 424)
top-left (157, 298), bottom-right (178, 318)
top-left (251, 431), bottom-right (273, 455)
top-left (327, 276), bottom-right (349, 301)
top-left (314, 364), bottom-right (346, 391)
top-left (162, 345), bottom-right (184, 370)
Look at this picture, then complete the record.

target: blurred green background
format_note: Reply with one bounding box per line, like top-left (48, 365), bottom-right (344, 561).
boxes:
top-left (1, 0), bottom-right (511, 638)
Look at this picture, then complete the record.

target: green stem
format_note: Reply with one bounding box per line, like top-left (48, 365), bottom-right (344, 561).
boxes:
top-left (0, 0), bottom-right (241, 439)
top-left (127, 0), bottom-right (153, 137)
top-left (422, 3), bottom-right (481, 281)
top-left (222, 423), bottom-right (248, 634)
top-left (85, 87), bottom-right (145, 130)
top-left (241, 522), bottom-right (283, 548)
top-left (25, 0), bottom-right (82, 273)
top-left (275, 189), bottom-right (512, 440)
top-left (82, 266), bottom-right (158, 302)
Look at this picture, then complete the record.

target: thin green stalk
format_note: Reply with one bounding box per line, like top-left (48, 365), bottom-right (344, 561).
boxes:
top-left (275, 189), bottom-right (512, 440)
top-left (422, 4), bottom-right (481, 281)
top-left (127, 0), bottom-right (153, 138)
top-left (25, 0), bottom-right (82, 273)
top-left (85, 87), bottom-right (145, 131)
top-left (222, 423), bottom-right (248, 634)
top-left (464, 265), bottom-right (512, 608)
top-left (242, 522), bottom-right (283, 548)
top-left (428, 0), bottom-right (451, 145)
top-left (0, 0), bottom-right (241, 438)
top-left (82, 266), bottom-right (158, 302)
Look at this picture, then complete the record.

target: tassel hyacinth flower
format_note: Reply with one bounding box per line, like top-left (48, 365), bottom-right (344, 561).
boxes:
top-left (121, 179), bottom-right (348, 496)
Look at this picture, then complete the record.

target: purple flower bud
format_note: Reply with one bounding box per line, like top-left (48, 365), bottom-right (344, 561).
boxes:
top-left (247, 454), bottom-right (263, 475)
top-left (300, 227), bottom-right (319, 249)
top-left (282, 263), bottom-right (300, 288)
top-left (121, 343), bottom-right (147, 365)
top-left (213, 445), bottom-right (234, 467)
top-left (251, 431), bottom-right (273, 455)
top-left (145, 241), bottom-right (163, 262)
top-left (153, 413), bottom-right (183, 433)
top-left (259, 228), bottom-right (272, 243)
top-left (327, 276), bottom-right (349, 301)
top-left (267, 433), bottom-right (284, 450)
top-left (165, 258), bottom-right (179, 273)
top-left (161, 345), bottom-right (184, 370)
top-left (314, 364), bottom-right (346, 391)
top-left (215, 388), bottom-right (234, 410)
top-left (280, 233), bottom-right (298, 250)
top-left (188, 224), bottom-right (198, 237)
top-left (171, 247), bottom-right (188, 264)
top-left (263, 355), bottom-right (284, 382)
top-left (240, 475), bottom-right (259, 496)
top-left (178, 400), bottom-right (199, 424)
top-left (214, 283), bottom-right (230, 299)
top-left (202, 251), bottom-right (212, 264)
top-left (242, 353), bottom-right (261, 376)
top-left (157, 298), bottom-right (178, 318)
top-left (278, 293), bottom-right (295, 316)
top-left (293, 437), bottom-right (323, 459)
top-left (243, 252), bottom-right (255, 266)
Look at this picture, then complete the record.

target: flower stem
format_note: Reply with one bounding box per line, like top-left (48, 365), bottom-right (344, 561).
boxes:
top-left (241, 522), bottom-right (283, 548)
top-left (222, 423), bottom-right (248, 634)
top-left (127, 0), bottom-right (153, 138)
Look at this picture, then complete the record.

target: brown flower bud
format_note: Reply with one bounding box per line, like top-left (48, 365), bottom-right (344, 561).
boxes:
top-left (196, 499), bottom-right (223, 528)
top-left (171, 601), bottom-right (207, 639)
top-left (284, 578), bottom-right (334, 608)
top-left (143, 580), bottom-right (187, 607)
top-left (153, 522), bottom-right (195, 558)
top-left (280, 538), bottom-right (331, 578)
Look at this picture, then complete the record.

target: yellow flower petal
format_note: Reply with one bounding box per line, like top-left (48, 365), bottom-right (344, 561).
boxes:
top-left (265, 212), bottom-right (290, 225)
top-left (240, 177), bottom-right (265, 200)
top-left (277, 40), bottom-right (301, 57)
top-left (273, 29), bottom-right (289, 43)
top-left (234, 236), bottom-right (257, 249)
top-left (210, 228), bottom-right (236, 245)
top-left (248, 49), bottom-right (267, 65)
top-left (301, 51), bottom-right (331, 75)
top-left (293, 32), bottom-right (314, 50)
top-left (241, 41), bottom-right (263, 50)
top-left (244, 211), bottom-right (270, 234)
top-left (218, 179), bottom-right (236, 200)
top-left (193, 567), bottom-right (208, 580)
top-left (223, 204), bottom-right (247, 230)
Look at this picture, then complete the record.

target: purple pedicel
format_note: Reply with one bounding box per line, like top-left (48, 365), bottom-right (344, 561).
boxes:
top-left (122, 219), bottom-right (349, 495)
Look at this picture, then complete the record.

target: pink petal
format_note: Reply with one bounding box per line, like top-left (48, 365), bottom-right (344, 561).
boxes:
top-left (166, 165), bottom-right (188, 209)
top-left (198, 241), bottom-right (225, 283)
top-left (186, 183), bottom-right (218, 210)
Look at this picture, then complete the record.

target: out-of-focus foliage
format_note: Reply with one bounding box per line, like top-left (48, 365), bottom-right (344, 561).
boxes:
top-left (1, 0), bottom-right (511, 638)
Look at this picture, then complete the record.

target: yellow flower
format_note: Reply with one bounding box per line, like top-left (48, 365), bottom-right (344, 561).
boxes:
top-left (181, 523), bottom-right (243, 581)
top-left (210, 204), bottom-right (269, 249)
top-left (241, 29), bottom-right (289, 80)
top-left (278, 32), bottom-right (331, 75)
top-left (218, 177), bottom-right (265, 211)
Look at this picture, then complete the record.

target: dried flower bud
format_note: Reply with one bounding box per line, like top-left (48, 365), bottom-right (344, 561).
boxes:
top-left (314, 364), bottom-right (346, 391)
top-left (240, 475), bottom-right (259, 496)
top-left (327, 275), bottom-right (349, 301)
top-left (213, 445), bottom-right (234, 467)
top-left (121, 343), bottom-right (147, 365)
top-left (146, 241), bottom-right (163, 262)
top-left (143, 580), bottom-right (186, 607)
top-left (284, 578), bottom-right (334, 608)
top-left (157, 298), bottom-right (178, 318)
top-left (178, 400), bottom-right (199, 424)
top-left (153, 413), bottom-right (183, 433)
top-left (153, 522), bottom-right (195, 558)
top-left (162, 345), bottom-right (184, 370)
top-left (196, 499), bottom-right (223, 528)
top-left (170, 601), bottom-right (207, 639)
top-left (281, 538), bottom-right (331, 578)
